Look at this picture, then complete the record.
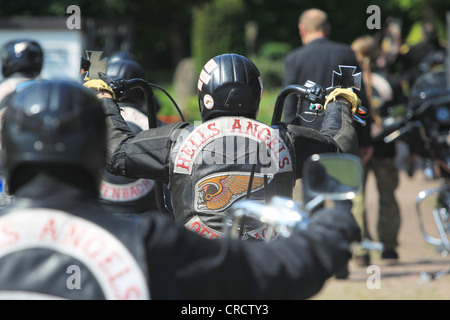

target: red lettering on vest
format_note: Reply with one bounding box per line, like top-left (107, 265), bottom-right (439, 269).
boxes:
top-left (244, 121), bottom-right (259, 137)
top-left (39, 218), bottom-right (57, 241)
top-left (207, 122), bottom-right (221, 137)
top-left (279, 157), bottom-right (290, 169)
top-left (189, 221), bottom-right (201, 233)
top-left (61, 225), bottom-right (85, 248)
top-left (0, 221), bottom-right (20, 247)
top-left (176, 155), bottom-right (192, 171)
top-left (230, 119), bottom-right (243, 133)
top-left (83, 236), bottom-right (106, 259)
top-left (180, 145), bottom-right (196, 159)
top-left (258, 127), bottom-right (271, 141)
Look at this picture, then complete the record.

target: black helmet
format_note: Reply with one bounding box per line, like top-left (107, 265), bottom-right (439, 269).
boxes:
top-left (1, 80), bottom-right (106, 194)
top-left (1, 39), bottom-right (43, 78)
top-left (108, 51), bottom-right (135, 63)
top-left (106, 58), bottom-right (145, 80)
top-left (198, 53), bottom-right (263, 121)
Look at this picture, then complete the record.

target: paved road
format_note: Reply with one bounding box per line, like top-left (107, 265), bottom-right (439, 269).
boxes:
top-left (311, 169), bottom-right (450, 300)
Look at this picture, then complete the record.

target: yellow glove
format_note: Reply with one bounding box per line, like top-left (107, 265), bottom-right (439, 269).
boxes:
top-left (324, 88), bottom-right (360, 115)
top-left (83, 79), bottom-right (116, 100)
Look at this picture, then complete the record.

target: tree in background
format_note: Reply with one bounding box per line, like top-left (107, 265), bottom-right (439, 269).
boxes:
top-left (191, 0), bottom-right (246, 73)
top-left (0, 0), bottom-right (447, 82)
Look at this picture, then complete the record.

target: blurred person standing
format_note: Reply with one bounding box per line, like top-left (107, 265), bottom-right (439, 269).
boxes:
top-left (351, 34), bottom-right (407, 265)
top-left (283, 9), bottom-right (373, 277)
top-left (283, 8), bottom-right (373, 172)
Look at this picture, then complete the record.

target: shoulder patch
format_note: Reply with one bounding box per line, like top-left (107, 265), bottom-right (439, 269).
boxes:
top-left (0, 209), bottom-right (150, 300)
top-left (173, 117), bottom-right (293, 174)
top-left (100, 106), bottom-right (154, 202)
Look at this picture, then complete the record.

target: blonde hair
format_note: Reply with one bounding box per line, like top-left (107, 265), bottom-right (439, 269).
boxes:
top-left (351, 35), bottom-right (380, 122)
top-left (351, 35), bottom-right (379, 68)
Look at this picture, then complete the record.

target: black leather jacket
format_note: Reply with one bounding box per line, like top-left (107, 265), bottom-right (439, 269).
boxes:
top-left (98, 104), bottom-right (159, 215)
top-left (0, 175), bottom-right (360, 300)
top-left (102, 97), bottom-right (357, 238)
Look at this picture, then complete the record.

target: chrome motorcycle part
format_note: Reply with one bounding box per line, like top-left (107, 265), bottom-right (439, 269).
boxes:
top-left (224, 153), bottom-right (363, 241)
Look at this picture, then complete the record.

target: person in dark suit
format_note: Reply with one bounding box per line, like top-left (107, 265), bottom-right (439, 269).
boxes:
top-left (283, 8), bottom-right (373, 166)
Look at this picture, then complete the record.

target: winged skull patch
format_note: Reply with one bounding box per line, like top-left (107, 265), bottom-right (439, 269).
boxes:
top-left (194, 172), bottom-right (272, 212)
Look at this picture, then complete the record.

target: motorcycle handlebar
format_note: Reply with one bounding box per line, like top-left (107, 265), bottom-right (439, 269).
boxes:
top-left (271, 84), bottom-right (328, 125)
top-left (121, 78), bottom-right (159, 128)
top-left (271, 84), bottom-right (368, 126)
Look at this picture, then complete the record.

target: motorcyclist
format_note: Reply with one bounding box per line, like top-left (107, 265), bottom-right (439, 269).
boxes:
top-left (98, 57), bottom-right (168, 216)
top-left (0, 38), bottom-right (44, 208)
top-left (0, 79), bottom-right (360, 300)
top-left (0, 38), bottom-right (43, 103)
top-left (86, 53), bottom-right (360, 239)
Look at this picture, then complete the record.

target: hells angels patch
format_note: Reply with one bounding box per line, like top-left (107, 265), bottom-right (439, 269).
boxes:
top-left (194, 171), bottom-right (273, 212)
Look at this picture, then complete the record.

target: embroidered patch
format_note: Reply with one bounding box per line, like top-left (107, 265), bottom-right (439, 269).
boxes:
top-left (194, 172), bottom-right (272, 212)
top-left (203, 94), bottom-right (214, 109)
top-left (173, 117), bottom-right (293, 175)
top-left (184, 215), bottom-right (223, 240)
top-left (0, 209), bottom-right (150, 299)
top-left (100, 107), bottom-right (154, 203)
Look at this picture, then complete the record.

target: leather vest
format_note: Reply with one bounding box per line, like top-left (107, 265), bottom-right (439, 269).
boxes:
top-left (169, 116), bottom-right (296, 239)
top-left (0, 188), bottom-right (151, 300)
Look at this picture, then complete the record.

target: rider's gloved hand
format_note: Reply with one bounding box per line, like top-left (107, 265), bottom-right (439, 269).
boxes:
top-left (83, 79), bottom-right (116, 100)
top-left (324, 88), bottom-right (361, 115)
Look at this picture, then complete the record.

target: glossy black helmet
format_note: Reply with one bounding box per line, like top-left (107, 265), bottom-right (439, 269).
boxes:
top-left (108, 51), bottom-right (135, 63)
top-left (106, 58), bottom-right (145, 80)
top-left (1, 39), bottom-right (43, 78)
top-left (198, 53), bottom-right (263, 121)
top-left (1, 80), bottom-right (106, 194)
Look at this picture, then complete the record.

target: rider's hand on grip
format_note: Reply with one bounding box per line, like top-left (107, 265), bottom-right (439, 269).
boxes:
top-left (324, 88), bottom-right (361, 116)
top-left (83, 79), bottom-right (116, 100)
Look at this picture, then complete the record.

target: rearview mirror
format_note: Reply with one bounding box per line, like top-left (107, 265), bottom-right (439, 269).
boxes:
top-left (303, 153), bottom-right (363, 201)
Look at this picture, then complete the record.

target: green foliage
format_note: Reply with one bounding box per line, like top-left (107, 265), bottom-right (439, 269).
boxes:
top-left (191, 0), bottom-right (246, 73)
top-left (154, 82), bottom-right (281, 126)
top-left (258, 42), bottom-right (292, 60)
top-left (405, 22), bottom-right (426, 45)
top-left (251, 42), bottom-right (292, 88)
top-left (257, 87), bottom-right (282, 125)
top-left (251, 57), bottom-right (284, 89)
top-left (405, 20), bottom-right (448, 46)
top-left (2, 0), bottom-right (448, 89)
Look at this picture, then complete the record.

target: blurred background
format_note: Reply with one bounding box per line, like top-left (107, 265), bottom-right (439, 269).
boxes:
top-left (0, 0), bottom-right (448, 124)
